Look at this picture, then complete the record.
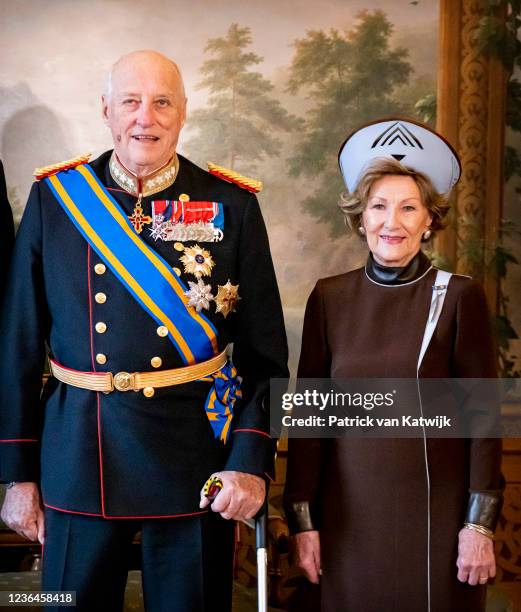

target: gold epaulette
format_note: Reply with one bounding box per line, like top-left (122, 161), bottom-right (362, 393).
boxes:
top-left (34, 153), bottom-right (92, 181)
top-left (207, 162), bottom-right (263, 193)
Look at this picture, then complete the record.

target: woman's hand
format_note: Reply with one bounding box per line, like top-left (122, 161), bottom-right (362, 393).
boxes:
top-left (293, 530), bottom-right (321, 584)
top-left (456, 528), bottom-right (496, 585)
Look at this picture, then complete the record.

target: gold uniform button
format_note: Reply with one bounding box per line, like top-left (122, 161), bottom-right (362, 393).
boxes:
top-left (96, 353), bottom-right (107, 365)
top-left (179, 193), bottom-right (190, 202)
top-left (173, 267), bottom-right (181, 276)
top-left (94, 263), bottom-right (106, 275)
top-left (151, 356), bottom-right (162, 368)
top-left (143, 387), bottom-right (155, 398)
top-left (95, 322), bottom-right (107, 334)
top-left (174, 242), bottom-right (185, 252)
top-left (157, 326), bottom-right (168, 337)
top-left (95, 292), bottom-right (107, 304)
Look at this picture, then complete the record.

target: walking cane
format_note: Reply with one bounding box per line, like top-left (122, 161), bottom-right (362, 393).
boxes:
top-left (204, 476), bottom-right (269, 612)
top-left (255, 500), bottom-right (268, 612)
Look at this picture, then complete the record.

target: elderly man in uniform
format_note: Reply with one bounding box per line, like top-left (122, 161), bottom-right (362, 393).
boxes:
top-left (0, 50), bottom-right (288, 611)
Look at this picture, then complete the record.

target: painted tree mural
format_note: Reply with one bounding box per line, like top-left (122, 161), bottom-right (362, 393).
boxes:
top-left (287, 10), bottom-right (413, 235)
top-left (186, 23), bottom-right (299, 171)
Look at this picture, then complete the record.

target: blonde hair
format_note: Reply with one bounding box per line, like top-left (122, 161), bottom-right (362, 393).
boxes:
top-left (338, 157), bottom-right (450, 238)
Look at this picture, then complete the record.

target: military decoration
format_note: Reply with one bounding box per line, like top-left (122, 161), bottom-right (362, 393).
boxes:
top-left (149, 196), bottom-right (224, 243)
top-left (129, 202), bottom-right (152, 234)
top-left (149, 215), bottom-right (169, 241)
top-left (180, 244), bottom-right (215, 278)
top-left (184, 279), bottom-right (215, 312)
top-left (215, 280), bottom-right (240, 318)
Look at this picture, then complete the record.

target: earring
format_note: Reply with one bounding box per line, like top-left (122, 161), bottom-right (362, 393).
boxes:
top-left (358, 226), bottom-right (366, 236)
top-left (423, 229), bottom-right (432, 240)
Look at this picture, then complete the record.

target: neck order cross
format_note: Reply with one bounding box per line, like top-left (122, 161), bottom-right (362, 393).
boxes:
top-left (129, 202), bottom-right (152, 234)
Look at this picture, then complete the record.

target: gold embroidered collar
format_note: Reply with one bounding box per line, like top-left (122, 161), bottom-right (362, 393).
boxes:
top-left (109, 152), bottom-right (179, 197)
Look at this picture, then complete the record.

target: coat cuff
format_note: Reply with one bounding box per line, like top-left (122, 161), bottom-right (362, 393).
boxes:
top-left (0, 441), bottom-right (41, 483)
top-left (286, 501), bottom-right (316, 534)
top-left (224, 429), bottom-right (275, 479)
top-left (465, 491), bottom-right (503, 531)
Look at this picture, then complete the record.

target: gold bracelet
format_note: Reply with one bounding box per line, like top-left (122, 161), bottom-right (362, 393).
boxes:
top-left (464, 522), bottom-right (494, 540)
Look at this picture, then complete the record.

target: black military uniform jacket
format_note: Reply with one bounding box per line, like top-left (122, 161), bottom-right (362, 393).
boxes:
top-left (0, 161), bottom-right (15, 303)
top-left (0, 151), bottom-right (288, 518)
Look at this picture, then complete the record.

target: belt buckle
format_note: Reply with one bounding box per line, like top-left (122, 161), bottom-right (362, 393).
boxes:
top-left (113, 371), bottom-right (136, 392)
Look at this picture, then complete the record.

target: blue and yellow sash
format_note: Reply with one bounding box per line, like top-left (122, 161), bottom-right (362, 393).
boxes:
top-left (200, 362), bottom-right (242, 443)
top-left (45, 164), bottom-right (218, 365)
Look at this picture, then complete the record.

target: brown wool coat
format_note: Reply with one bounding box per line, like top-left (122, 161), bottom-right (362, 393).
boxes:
top-left (284, 266), bottom-right (502, 612)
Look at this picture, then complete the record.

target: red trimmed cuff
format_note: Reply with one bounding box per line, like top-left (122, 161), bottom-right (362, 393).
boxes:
top-left (233, 428), bottom-right (271, 439)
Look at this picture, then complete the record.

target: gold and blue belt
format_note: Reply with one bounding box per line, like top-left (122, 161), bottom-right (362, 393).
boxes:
top-left (49, 350), bottom-right (241, 443)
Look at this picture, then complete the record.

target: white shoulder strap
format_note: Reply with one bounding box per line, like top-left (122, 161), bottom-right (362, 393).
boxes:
top-left (417, 269), bottom-right (452, 372)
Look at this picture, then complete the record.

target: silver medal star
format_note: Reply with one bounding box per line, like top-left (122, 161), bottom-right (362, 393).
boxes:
top-left (184, 279), bottom-right (215, 312)
top-left (149, 216), bottom-right (169, 241)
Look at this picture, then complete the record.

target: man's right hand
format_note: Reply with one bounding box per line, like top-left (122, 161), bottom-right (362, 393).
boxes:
top-left (293, 530), bottom-right (321, 584)
top-left (1, 482), bottom-right (45, 543)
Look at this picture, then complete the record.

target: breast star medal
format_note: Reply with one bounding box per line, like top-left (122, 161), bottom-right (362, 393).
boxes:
top-left (179, 244), bottom-right (215, 278)
top-left (215, 280), bottom-right (240, 318)
top-left (184, 279), bottom-right (215, 312)
top-left (129, 201), bottom-right (152, 234)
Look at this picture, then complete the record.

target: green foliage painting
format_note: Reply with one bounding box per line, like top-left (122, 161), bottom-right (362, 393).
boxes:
top-left (186, 23), bottom-right (300, 171)
top-left (287, 10), bottom-right (413, 235)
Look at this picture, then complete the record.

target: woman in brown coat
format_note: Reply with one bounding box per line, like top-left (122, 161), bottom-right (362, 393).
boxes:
top-left (284, 119), bottom-right (503, 612)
